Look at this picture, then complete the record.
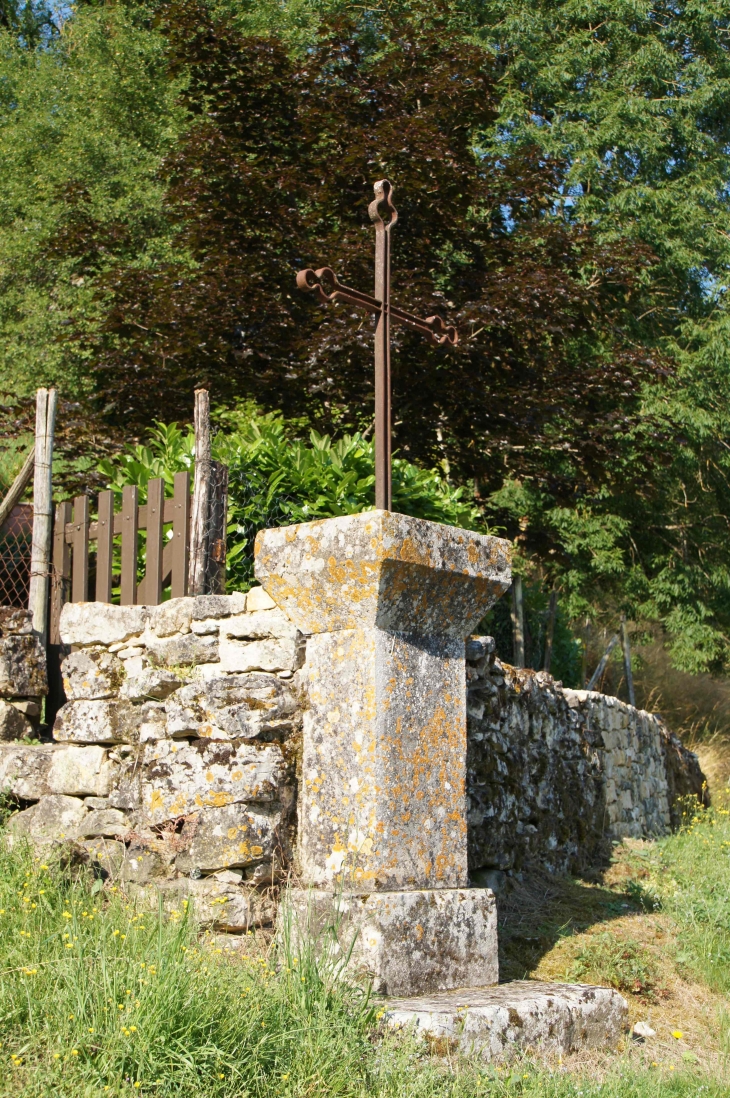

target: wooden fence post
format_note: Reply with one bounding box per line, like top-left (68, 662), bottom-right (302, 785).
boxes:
top-left (205, 461), bottom-right (228, 595)
top-left (171, 471), bottom-right (191, 599)
top-left (72, 495), bottom-right (90, 603)
top-left (96, 490), bottom-right (114, 604)
top-left (49, 500), bottom-right (72, 646)
top-left (120, 484), bottom-right (139, 605)
top-left (145, 477), bottom-right (165, 606)
top-left (28, 388), bottom-right (57, 647)
top-left (189, 389), bottom-right (211, 596)
top-left (587, 633), bottom-right (619, 692)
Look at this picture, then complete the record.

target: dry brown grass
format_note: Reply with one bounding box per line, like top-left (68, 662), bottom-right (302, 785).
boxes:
top-left (497, 841), bottom-right (729, 1081)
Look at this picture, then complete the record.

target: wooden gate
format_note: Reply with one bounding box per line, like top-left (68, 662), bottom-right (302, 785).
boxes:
top-left (48, 466), bottom-right (227, 645)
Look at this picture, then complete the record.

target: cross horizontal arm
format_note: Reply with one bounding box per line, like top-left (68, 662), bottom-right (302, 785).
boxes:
top-left (296, 267), bottom-right (458, 346)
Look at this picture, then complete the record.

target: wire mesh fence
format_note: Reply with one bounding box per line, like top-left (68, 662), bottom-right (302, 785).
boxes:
top-left (0, 504), bottom-right (32, 609)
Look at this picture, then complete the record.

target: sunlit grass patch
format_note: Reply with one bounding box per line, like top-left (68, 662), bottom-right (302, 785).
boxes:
top-left (0, 829), bottom-right (727, 1096)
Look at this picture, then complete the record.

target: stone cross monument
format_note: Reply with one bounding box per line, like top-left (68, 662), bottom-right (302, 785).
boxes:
top-left (256, 509), bottom-right (511, 995)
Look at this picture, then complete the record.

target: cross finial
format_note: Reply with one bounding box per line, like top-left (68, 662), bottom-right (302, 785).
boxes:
top-left (297, 180), bottom-right (457, 510)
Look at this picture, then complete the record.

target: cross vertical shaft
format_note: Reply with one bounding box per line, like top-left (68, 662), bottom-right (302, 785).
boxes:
top-left (370, 180), bottom-right (397, 511)
top-left (296, 179), bottom-right (457, 513)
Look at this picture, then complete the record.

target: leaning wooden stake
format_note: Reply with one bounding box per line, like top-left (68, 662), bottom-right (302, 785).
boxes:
top-left (620, 613), bottom-right (636, 707)
top-left (586, 633), bottom-right (619, 692)
top-left (511, 575), bottom-right (525, 668)
top-left (188, 388), bottom-right (211, 596)
top-left (0, 444), bottom-right (35, 529)
top-left (28, 388), bottom-right (57, 646)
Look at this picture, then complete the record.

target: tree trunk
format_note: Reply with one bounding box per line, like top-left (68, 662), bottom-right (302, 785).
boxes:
top-left (620, 614), bottom-right (636, 707)
top-left (543, 588), bottom-right (558, 673)
top-left (511, 575), bottom-right (525, 668)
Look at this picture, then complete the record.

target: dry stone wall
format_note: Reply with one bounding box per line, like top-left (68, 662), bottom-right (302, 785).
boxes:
top-left (466, 638), bottom-right (705, 878)
top-left (0, 608), bottom-right (46, 741)
top-left (0, 599), bottom-right (706, 934)
top-left (3, 590), bottom-right (303, 933)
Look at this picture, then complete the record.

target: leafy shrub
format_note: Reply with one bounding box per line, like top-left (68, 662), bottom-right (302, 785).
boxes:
top-left (99, 404), bottom-right (488, 591)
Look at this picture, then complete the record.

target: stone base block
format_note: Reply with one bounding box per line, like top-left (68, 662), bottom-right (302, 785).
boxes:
top-left (385, 981), bottom-right (628, 1060)
top-left (281, 887), bottom-right (498, 997)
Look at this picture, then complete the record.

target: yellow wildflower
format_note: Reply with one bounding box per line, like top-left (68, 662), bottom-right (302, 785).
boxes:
top-left (672, 1030), bottom-right (683, 1039)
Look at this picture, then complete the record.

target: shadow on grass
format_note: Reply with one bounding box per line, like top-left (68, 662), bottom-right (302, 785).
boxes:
top-left (496, 864), bottom-right (644, 983)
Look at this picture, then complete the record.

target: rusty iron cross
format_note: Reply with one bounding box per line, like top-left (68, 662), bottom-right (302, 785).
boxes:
top-left (296, 180), bottom-right (458, 511)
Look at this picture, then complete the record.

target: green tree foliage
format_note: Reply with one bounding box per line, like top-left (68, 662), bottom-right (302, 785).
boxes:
top-left (3, 0), bottom-right (730, 673)
top-left (0, 0), bottom-right (187, 397)
top-left (99, 405), bottom-right (485, 589)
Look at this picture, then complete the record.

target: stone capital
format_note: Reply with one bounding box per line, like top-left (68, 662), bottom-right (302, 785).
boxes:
top-left (254, 510), bottom-right (511, 638)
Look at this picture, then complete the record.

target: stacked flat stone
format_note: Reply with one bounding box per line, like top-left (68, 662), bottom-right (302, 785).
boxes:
top-left (5, 588), bottom-right (303, 933)
top-left (0, 608), bottom-right (46, 741)
top-left (466, 646), bottom-right (701, 879)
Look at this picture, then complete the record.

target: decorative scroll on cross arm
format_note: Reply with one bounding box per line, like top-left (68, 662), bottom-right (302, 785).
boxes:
top-left (296, 179), bottom-right (458, 511)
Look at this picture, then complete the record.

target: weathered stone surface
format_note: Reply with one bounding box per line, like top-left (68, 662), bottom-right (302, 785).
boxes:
top-left (218, 634), bottom-right (301, 674)
top-left (54, 699), bottom-right (143, 744)
top-left (146, 633), bottom-right (219, 667)
top-left (120, 668), bottom-right (184, 703)
top-left (254, 510), bottom-right (511, 637)
top-left (77, 808), bottom-right (130, 838)
top-left (175, 803), bottom-right (282, 873)
top-left (283, 887), bottom-right (498, 997)
top-left (0, 608), bottom-right (33, 635)
top-left (245, 586), bottom-right (276, 612)
top-left (9, 699), bottom-right (39, 717)
top-left (218, 611), bottom-right (304, 674)
top-left (0, 633), bottom-right (47, 697)
top-left (62, 648), bottom-right (125, 700)
top-left (60, 602), bottom-right (149, 646)
top-left (661, 726), bottom-right (709, 828)
top-left (302, 628), bottom-right (468, 891)
top-left (191, 619), bottom-right (220, 635)
top-left (149, 597), bottom-right (194, 637)
top-left (193, 595), bottom-right (234, 620)
top-left (165, 674), bottom-right (299, 741)
top-left (385, 981), bottom-right (628, 1060)
top-left (122, 738), bottom-right (285, 824)
top-left (143, 877), bottom-right (277, 931)
top-left (0, 743), bottom-right (117, 799)
top-left (79, 838), bottom-right (128, 878)
top-left (120, 843), bottom-right (176, 884)
top-left (138, 702), bottom-right (168, 743)
top-left (7, 794), bottom-right (87, 845)
top-left (254, 513), bottom-right (510, 896)
top-left (0, 700), bottom-right (33, 741)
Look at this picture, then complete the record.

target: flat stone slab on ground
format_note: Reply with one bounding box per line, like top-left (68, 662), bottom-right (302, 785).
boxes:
top-left (385, 980), bottom-right (627, 1060)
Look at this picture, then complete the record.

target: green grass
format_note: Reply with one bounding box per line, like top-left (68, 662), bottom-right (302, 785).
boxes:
top-left (624, 795), bottom-right (730, 998)
top-left (0, 830), bottom-right (727, 1097)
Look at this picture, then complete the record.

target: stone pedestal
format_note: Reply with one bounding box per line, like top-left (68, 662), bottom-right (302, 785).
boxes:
top-left (255, 510), bottom-right (511, 995)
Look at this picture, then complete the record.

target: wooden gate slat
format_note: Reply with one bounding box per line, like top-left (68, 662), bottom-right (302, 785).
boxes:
top-left (96, 490), bottom-right (114, 603)
top-left (50, 500), bottom-right (72, 645)
top-left (144, 477), bottom-right (165, 605)
top-left (120, 484), bottom-right (138, 606)
top-left (171, 470), bottom-right (190, 599)
top-left (72, 495), bottom-right (89, 603)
